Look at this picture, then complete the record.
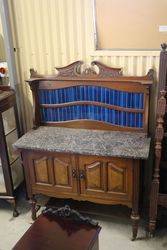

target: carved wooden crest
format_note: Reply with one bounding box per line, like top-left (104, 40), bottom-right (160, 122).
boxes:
top-left (42, 205), bottom-right (98, 227)
top-left (30, 60), bottom-right (123, 78)
top-left (55, 60), bottom-right (122, 77)
top-left (29, 60), bottom-right (155, 81)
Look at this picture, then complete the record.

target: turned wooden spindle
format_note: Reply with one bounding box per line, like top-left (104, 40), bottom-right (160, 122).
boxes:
top-left (149, 89), bottom-right (167, 236)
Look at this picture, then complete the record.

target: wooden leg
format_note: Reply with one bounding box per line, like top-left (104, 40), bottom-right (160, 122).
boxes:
top-left (148, 221), bottom-right (156, 238)
top-left (148, 181), bottom-right (159, 237)
top-left (131, 160), bottom-right (140, 241)
top-left (30, 196), bottom-right (41, 220)
top-left (30, 197), bottom-right (37, 220)
top-left (8, 198), bottom-right (19, 217)
top-left (131, 213), bottom-right (140, 241)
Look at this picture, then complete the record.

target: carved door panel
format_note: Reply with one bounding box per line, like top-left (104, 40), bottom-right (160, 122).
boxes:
top-left (79, 156), bottom-right (106, 198)
top-left (29, 153), bottom-right (53, 187)
top-left (52, 154), bottom-right (78, 194)
top-left (79, 156), bottom-right (133, 203)
top-left (28, 152), bottom-right (78, 195)
top-left (106, 158), bottom-right (133, 202)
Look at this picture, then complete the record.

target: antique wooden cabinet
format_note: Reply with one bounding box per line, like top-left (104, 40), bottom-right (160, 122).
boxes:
top-left (14, 61), bottom-right (153, 240)
top-left (0, 86), bottom-right (23, 216)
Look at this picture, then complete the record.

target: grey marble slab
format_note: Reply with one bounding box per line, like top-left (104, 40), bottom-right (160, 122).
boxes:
top-left (13, 126), bottom-right (151, 159)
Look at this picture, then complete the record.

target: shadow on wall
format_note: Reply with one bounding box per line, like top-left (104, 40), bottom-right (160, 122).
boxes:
top-left (0, 34), bottom-right (6, 61)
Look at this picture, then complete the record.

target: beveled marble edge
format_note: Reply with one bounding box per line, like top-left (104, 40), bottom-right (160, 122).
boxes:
top-left (13, 126), bottom-right (151, 159)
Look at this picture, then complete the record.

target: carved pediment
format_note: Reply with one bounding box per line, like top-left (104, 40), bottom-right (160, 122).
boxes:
top-left (55, 60), bottom-right (122, 78)
top-left (29, 60), bottom-right (123, 79)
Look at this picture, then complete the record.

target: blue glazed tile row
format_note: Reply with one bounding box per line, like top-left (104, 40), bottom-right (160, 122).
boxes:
top-left (39, 85), bottom-right (144, 109)
top-left (40, 105), bottom-right (143, 128)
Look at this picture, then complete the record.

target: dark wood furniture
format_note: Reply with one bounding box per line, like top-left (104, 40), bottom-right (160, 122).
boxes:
top-left (149, 44), bottom-right (167, 236)
top-left (0, 86), bottom-right (23, 216)
top-left (13, 205), bottom-right (101, 250)
top-left (14, 61), bottom-right (153, 240)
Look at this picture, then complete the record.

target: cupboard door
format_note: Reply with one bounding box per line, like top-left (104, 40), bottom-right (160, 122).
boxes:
top-left (28, 152), bottom-right (78, 195)
top-left (106, 158), bottom-right (132, 202)
top-left (52, 154), bottom-right (77, 194)
top-left (29, 154), bottom-right (53, 186)
top-left (79, 156), bottom-right (105, 197)
top-left (79, 156), bottom-right (132, 203)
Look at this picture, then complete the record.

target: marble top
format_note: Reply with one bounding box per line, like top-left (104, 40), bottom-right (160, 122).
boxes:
top-left (13, 126), bottom-right (151, 159)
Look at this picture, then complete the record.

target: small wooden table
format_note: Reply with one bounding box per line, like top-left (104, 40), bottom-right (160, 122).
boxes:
top-left (13, 210), bottom-right (101, 250)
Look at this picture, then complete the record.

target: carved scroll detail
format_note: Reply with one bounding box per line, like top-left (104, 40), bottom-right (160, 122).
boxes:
top-left (146, 69), bottom-right (154, 80)
top-left (29, 68), bottom-right (55, 79)
top-left (91, 61), bottom-right (122, 77)
top-left (55, 61), bottom-right (84, 77)
top-left (29, 61), bottom-right (84, 78)
top-left (81, 67), bottom-right (97, 76)
top-left (42, 205), bottom-right (98, 227)
top-left (161, 43), bottom-right (167, 52)
top-left (30, 68), bottom-right (39, 78)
